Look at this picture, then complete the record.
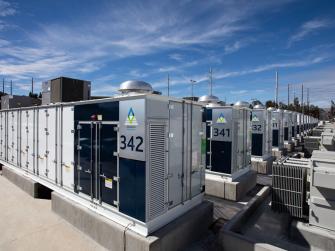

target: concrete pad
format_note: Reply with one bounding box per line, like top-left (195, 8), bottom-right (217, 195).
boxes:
top-left (52, 192), bottom-right (213, 251)
top-left (0, 173), bottom-right (106, 251)
top-left (2, 165), bottom-right (51, 199)
top-left (205, 170), bottom-right (257, 201)
top-left (251, 157), bottom-right (273, 174)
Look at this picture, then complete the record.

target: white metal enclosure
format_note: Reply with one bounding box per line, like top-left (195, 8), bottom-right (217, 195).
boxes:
top-left (268, 108), bottom-right (284, 150)
top-left (283, 110), bottom-right (293, 144)
top-left (251, 106), bottom-right (272, 160)
top-left (0, 90), bottom-right (205, 237)
top-left (204, 101), bottom-right (251, 180)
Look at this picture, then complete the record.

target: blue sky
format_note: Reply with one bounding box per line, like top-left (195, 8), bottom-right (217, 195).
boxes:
top-left (0, 0), bottom-right (335, 107)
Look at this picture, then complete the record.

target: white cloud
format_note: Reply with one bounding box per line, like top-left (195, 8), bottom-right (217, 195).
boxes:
top-left (288, 18), bottom-right (333, 46)
top-left (0, 0), bottom-right (296, 82)
top-left (0, 0), bottom-right (16, 17)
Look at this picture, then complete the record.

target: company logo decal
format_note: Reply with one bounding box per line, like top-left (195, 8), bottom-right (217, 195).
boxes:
top-left (252, 114), bottom-right (260, 122)
top-left (216, 113), bottom-right (226, 124)
top-left (125, 107), bottom-right (138, 126)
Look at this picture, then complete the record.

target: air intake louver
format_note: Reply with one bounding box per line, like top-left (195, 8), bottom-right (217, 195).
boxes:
top-left (148, 123), bottom-right (167, 220)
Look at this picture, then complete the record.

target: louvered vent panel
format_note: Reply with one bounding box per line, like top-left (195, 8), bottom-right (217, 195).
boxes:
top-left (148, 124), bottom-right (167, 220)
top-left (272, 159), bottom-right (308, 219)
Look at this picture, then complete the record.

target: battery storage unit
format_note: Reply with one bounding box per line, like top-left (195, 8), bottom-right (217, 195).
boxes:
top-left (268, 108), bottom-right (284, 150)
top-left (292, 112), bottom-right (297, 139)
top-left (283, 110), bottom-right (293, 144)
top-left (251, 104), bottom-right (272, 160)
top-left (0, 80), bottom-right (205, 236)
top-left (202, 99), bottom-right (251, 180)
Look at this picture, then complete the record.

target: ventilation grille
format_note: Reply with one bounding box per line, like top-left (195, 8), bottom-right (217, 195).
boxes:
top-left (148, 123), bottom-right (167, 220)
top-left (272, 159), bottom-right (308, 218)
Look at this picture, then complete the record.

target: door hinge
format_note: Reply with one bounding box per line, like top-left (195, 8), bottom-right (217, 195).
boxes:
top-left (113, 201), bottom-right (119, 206)
top-left (77, 145), bottom-right (82, 150)
top-left (77, 124), bottom-right (82, 130)
top-left (165, 173), bottom-right (173, 180)
top-left (168, 104), bottom-right (174, 110)
top-left (114, 126), bottom-right (119, 132)
top-left (76, 185), bottom-right (82, 191)
top-left (113, 152), bottom-right (119, 157)
top-left (113, 176), bottom-right (120, 182)
top-left (77, 165), bottom-right (82, 171)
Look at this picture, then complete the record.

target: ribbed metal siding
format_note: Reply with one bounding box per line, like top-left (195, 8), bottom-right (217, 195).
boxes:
top-left (272, 159), bottom-right (307, 218)
top-left (148, 124), bottom-right (167, 220)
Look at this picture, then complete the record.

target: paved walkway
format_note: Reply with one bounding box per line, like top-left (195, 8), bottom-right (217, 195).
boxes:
top-left (0, 172), bottom-right (106, 251)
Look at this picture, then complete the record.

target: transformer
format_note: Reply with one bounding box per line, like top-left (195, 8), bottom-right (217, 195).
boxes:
top-left (251, 104), bottom-right (272, 160)
top-left (283, 110), bottom-right (293, 143)
top-left (268, 108), bottom-right (284, 150)
top-left (202, 99), bottom-right (251, 180)
top-left (0, 80), bottom-right (205, 236)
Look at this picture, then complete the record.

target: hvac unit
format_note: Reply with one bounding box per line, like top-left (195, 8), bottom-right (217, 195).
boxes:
top-left (268, 108), bottom-right (284, 150)
top-left (251, 104), bottom-right (272, 160)
top-left (283, 110), bottom-right (293, 143)
top-left (272, 157), bottom-right (310, 219)
top-left (0, 80), bottom-right (205, 236)
top-left (50, 77), bottom-right (91, 103)
top-left (201, 98), bottom-right (251, 180)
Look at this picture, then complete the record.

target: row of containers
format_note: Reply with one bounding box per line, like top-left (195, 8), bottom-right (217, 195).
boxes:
top-left (0, 80), bottom-right (318, 236)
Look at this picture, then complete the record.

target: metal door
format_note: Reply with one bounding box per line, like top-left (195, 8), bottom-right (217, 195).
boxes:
top-left (77, 121), bottom-right (118, 207)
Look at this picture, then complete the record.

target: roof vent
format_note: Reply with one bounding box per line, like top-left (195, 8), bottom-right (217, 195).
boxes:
top-left (199, 95), bottom-right (220, 103)
top-left (254, 104), bottom-right (265, 109)
top-left (234, 101), bottom-right (250, 108)
top-left (119, 80), bottom-right (153, 94)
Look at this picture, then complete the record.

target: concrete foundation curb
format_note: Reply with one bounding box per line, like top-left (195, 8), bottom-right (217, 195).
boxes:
top-left (52, 192), bottom-right (213, 251)
top-left (219, 186), bottom-right (307, 251)
top-left (2, 166), bottom-right (51, 199)
top-left (251, 157), bottom-right (274, 174)
top-left (290, 221), bottom-right (335, 251)
top-left (205, 170), bottom-right (257, 201)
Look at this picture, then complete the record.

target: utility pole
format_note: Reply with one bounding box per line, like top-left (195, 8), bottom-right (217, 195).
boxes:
top-left (31, 77), bottom-right (34, 94)
top-left (287, 83), bottom-right (290, 106)
top-left (275, 70), bottom-right (279, 107)
top-left (167, 74), bottom-right (170, 97)
top-left (307, 88), bottom-right (310, 113)
top-left (10, 80), bottom-right (12, 95)
top-left (209, 68), bottom-right (213, 96)
top-left (301, 84), bottom-right (304, 114)
top-left (2, 78), bottom-right (4, 94)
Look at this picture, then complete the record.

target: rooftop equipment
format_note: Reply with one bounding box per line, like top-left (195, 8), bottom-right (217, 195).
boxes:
top-left (49, 76), bottom-right (91, 103)
top-left (1, 95), bottom-right (41, 109)
top-left (0, 80), bottom-right (205, 236)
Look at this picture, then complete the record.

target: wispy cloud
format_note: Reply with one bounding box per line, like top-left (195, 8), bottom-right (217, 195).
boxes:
top-left (0, 0), bottom-right (16, 17)
top-left (288, 18), bottom-right (333, 46)
top-left (0, 0), bottom-right (295, 82)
